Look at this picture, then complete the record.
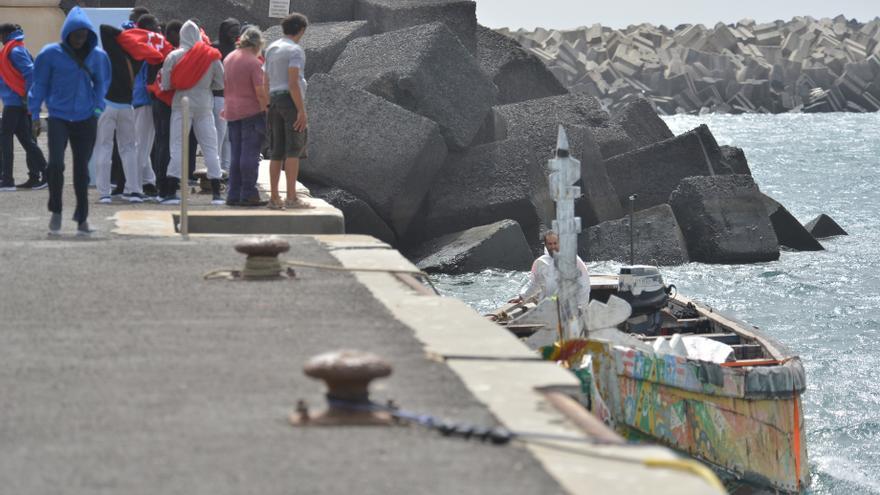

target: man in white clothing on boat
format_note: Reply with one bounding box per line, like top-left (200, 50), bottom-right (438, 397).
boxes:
top-left (510, 231), bottom-right (591, 308)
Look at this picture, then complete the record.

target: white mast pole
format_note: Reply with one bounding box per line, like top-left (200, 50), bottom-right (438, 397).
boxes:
top-left (548, 126), bottom-right (584, 340)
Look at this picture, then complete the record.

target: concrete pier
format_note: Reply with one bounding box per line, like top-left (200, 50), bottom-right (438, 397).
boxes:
top-left (0, 138), bottom-right (723, 494)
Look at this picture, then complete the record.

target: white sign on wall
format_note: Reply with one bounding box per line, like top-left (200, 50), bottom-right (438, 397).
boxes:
top-left (268, 0), bottom-right (291, 18)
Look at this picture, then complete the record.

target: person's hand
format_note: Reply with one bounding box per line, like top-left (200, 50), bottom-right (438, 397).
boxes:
top-left (293, 110), bottom-right (307, 132)
top-left (31, 118), bottom-right (41, 138)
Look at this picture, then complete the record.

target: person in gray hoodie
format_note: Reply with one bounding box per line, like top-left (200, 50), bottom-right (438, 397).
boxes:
top-left (159, 20), bottom-right (224, 204)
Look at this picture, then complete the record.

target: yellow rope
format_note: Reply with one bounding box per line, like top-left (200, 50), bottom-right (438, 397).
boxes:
top-left (644, 458), bottom-right (726, 492)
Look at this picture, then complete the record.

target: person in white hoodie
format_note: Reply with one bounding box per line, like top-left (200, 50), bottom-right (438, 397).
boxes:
top-left (158, 20), bottom-right (224, 204)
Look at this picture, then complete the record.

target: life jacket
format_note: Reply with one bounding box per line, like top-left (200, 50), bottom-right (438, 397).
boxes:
top-left (0, 39), bottom-right (26, 97)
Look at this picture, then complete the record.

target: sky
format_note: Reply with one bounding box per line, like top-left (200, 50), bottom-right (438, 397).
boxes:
top-left (475, 0), bottom-right (878, 30)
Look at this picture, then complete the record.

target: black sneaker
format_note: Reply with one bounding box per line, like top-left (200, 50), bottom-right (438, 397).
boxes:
top-left (111, 184), bottom-right (124, 197)
top-left (0, 181), bottom-right (16, 192)
top-left (33, 177), bottom-right (48, 190)
top-left (16, 177), bottom-right (41, 189)
top-left (143, 183), bottom-right (158, 198)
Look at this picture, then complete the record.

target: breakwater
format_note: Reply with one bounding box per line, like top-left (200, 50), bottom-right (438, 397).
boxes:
top-left (500, 16), bottom-right (880, 114)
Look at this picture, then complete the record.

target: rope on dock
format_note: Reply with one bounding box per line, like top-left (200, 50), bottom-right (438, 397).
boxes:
top-left (323, 397), bottom-right (725, 491)
top-left (204, 259), bottom-right (440, 294)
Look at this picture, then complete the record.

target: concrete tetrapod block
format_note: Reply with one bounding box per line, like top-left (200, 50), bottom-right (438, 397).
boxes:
top-left (140, 0), bottom-right (355, 33)
top-left (475, 25), bottom-right (568, 104)
top-left (580, 204), bottom-right (690, 266)
top-left (415, 138), bottom-right (555, 251)
top-left (477, 109), bottom-right (623, 227)
top-left (264, 21), bottom-right (370, 77)
top-left (669, 175), bottom-right (780, 264)
top-left (491, 92), bottom-right (636, 158)
top-left (139, 0), bottom-right (258, 37)
top-left (408, 219), bottom-right (534, 274)
top-left (354, 0), bottom-right (477, 53)
top-left (609, 97), bottom-right (674, 149)
top-left (719, 145), bottom-right (753, 176)
top-left (761, 194), bottom-right (824, 251)
top-left (304, 183), bottom-right (398, 246)
top-left (805, 213), bottom-right (849, 238)
top-left (604, 124), bottom-right (729, 212)
top-left (302, 74), bottom-right (448, 238)
top-left (330, 22), bottom-right (497, 150)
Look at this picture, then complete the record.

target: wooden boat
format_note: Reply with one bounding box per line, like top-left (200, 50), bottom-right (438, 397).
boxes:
top-left (490, 273), bottom-right (809, 493)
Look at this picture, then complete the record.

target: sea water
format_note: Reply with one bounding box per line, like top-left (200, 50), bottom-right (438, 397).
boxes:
top-left (433, 113), bottom-right (880, 494)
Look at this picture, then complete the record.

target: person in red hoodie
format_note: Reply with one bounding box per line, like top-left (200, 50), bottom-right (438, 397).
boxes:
top-left (0, 23), bottom-right (48, 190)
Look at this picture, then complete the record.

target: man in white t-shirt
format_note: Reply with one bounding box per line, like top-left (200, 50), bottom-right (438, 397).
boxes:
top-left (511, 231), bottom-right (591, 308)
top-left (263, 13), bottom-right (311, 210)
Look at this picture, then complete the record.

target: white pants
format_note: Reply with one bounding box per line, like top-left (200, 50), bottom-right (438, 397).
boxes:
top-left (93, 105), bottom-right (141, 196)
top-left (134, 105), bottom-right (156, 187)
top-left (168, 108), bottom-right (221, 180)
top-left (213, 96), bottom-right (230, 172)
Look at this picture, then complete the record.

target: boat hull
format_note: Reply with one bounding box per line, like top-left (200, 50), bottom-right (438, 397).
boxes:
top-left (584, 340), bottom-right (809, 493)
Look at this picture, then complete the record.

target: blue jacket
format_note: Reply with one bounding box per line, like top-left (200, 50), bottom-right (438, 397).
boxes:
top-left (132, 63), bottom-right (151, 108)
top-left (28, 7), bottom-right (111, 121)
top-left (0, 30), bottom-right (34, 107)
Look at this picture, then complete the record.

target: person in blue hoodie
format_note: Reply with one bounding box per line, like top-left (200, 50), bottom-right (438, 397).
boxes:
top-left (28, 7), bottom-right (111, 236)
top-left (0, 24), bottom-right (48, 191)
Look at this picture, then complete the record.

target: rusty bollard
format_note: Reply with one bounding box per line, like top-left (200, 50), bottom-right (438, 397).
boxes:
top-left (234, 237), bottom-right (292, 280)
top-left (291, 350), bottom-right (395, 426)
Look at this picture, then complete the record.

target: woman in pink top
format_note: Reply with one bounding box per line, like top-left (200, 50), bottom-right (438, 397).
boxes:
top-left (223, 26), bottom-right (269, 206)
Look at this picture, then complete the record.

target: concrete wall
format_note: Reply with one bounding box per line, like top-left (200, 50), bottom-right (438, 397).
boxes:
top-left (0, 4), bottom-right (66, 55)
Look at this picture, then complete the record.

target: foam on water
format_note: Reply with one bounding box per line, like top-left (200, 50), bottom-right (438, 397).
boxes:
top-left (433, 113), bottom-right (880, 494)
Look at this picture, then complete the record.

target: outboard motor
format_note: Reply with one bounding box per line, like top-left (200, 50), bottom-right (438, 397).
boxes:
top-left (617, 265), bottom-right (673, 335)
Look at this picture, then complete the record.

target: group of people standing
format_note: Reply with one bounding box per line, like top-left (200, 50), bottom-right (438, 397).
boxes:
top-left (0, 6), bottom-right (312, 236)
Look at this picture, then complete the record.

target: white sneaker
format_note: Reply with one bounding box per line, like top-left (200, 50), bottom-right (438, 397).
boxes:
top-left (127, 193), bottom-right (144, 204)
top-left (98, 196), bottom-right (112, 204)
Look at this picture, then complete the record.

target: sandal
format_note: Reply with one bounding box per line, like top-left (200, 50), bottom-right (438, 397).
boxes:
top-left (268, 197), bottom-right (285, 210)
top-left (285, 197), bottom-right (314, 209)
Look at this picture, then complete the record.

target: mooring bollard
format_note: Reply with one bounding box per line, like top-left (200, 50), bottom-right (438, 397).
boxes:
top-left (180, 96), bottom-right (191, 240)
top-left (291, 350), bottom-right (395, 426)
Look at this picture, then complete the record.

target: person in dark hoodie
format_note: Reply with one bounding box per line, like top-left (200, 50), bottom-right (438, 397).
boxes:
top-left (150, 19), bottom-right (181, 194)
top-left (212, 18), bottom-right (240, 176)
top-left (29, 7), bottom-right (111, 236)
top-left (93, 22), bottom-right (151, 204)
top-left (0, 23), bottom-right (48, 191)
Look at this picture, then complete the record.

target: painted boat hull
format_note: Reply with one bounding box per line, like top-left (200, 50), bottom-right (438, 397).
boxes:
top-left (584, 339), bottom-right (809, 493)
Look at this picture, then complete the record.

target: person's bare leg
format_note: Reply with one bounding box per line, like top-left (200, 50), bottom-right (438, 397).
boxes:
top-left (284, 156), bottom-right (299, 201)
top-left (269, 159), bottom-right (282, 202)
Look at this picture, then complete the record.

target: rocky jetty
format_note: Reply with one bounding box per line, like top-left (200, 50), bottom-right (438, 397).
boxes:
top-left (104, 0), bottom-right (832, 271)
top-left (500, 16), bottom-right (880, 114)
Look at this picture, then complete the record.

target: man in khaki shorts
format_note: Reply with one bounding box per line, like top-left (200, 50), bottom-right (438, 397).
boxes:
top-left (264, 13), bottom-right (311, 209)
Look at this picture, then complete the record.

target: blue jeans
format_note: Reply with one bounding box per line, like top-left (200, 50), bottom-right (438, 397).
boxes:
top-left (227, 113), bottom-right (266, 202)
top-left (0, 105), bottom-right (47, 183)
top-left (47, 116), bottom-right (97, 224)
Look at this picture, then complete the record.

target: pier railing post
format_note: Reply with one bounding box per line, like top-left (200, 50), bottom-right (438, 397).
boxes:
top-left (180, 96), bottom-right (190, 240)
